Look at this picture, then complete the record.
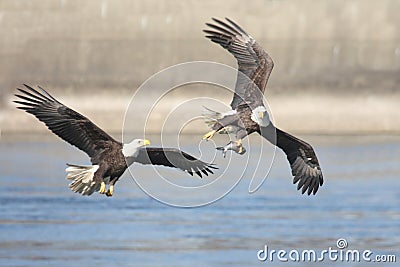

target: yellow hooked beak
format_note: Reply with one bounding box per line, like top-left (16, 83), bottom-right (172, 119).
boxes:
top-left (143, 139), bottom-right (151, 146)
top-left (259, 112), bottom-right (264, 119)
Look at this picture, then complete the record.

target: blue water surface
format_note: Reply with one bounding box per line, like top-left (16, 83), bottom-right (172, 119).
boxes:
top-left (0, 135), bottom-right (399, 266)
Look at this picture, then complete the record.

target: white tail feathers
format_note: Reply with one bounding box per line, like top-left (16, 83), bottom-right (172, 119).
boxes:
top-left (202, 106), bottom-right (222, 128)
top-left (202, 106), bottom-right (236, 134)
top-left (65, 164), bottom-right (100, 196)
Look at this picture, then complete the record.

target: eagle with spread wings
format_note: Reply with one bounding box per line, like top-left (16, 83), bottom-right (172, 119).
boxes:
top-left (202, 18), bottom-right (323, 195)
top-left (15, 85), bottom-right (217, 196)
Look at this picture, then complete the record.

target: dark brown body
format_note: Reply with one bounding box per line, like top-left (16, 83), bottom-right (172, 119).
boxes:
top-left (90, 141), bottom-right (127, 186)
top-left (211, 105), bottom-right (259, 140)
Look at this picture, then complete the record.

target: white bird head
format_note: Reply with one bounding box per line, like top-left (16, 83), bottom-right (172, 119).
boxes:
top-left (122, 138), bottom-right (151, 157)
top-left (251, 106), bottom-right (270, 127)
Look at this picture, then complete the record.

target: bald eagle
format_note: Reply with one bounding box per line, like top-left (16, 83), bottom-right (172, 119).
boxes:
top-left (15, 85), bottom-right (217, 197)
top-left (202, 18), bottom-right (323, 195)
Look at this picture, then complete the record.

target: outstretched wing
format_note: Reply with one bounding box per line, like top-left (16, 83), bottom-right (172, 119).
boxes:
top-left (14, 84), bottom-right (118, 158)
top-left (204, 17), bottom-right (274, 109)
top-left (260, 125), bottom-right (324, 195)
top-left (135, 147), bottom-right (218, 178)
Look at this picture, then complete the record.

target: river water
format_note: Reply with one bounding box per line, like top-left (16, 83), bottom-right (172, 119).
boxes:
top-left (0, 135), bottom-right (399, 266)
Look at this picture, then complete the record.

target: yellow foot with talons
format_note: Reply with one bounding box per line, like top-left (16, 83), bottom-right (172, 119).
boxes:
top-left (106, 185), bottom-right (114, 197)
top-left (99, 182), bottom-right (107, 194)
top-left (235, 140), bottom-right (244, 154)
top-left (203, 130), bottom-right (217, 140)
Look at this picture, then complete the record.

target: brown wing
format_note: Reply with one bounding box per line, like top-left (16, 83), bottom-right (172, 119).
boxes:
top-left (14, 84), bottom-right (119, 158)
top-left (260, 125), bottom-right (324, 195)
top-left (135, 147), bottom-right (217, 178)
top-left (204, 17), bottom-right (274, 109)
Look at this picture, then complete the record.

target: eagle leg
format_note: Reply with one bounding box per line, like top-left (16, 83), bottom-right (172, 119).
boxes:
top-left (203, 114), bottom-right (239, 140)
top-left (216, 139), bottom-right (246, 157)
top-left (105, 185), bottom-right (114, 197)
top-left (99, 182), bottom-right (107, 194)
top-left (235, 139), bottom-right (245, 154)
top-left (106, 178), bottom-right (118, 197)
top-left (202, 130), bottom-right (217, 140)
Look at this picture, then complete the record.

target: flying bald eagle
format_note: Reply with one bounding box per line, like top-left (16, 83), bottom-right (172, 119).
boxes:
top-left (15, 85), bottom-right (217, 197)
top-left (202, 18), bottom-right (323, 195)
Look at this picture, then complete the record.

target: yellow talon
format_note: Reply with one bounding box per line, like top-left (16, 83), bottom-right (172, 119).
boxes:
top-left (203, 130), bottom-right (217, 140)
top-left (99, 182), bottom-right (106, 194)
top-left (106, 185), bottom-right (114, 197)
top-left (236, 139), bottom-right (244, 154)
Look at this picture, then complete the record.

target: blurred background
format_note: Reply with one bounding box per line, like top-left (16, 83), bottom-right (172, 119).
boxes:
top-left (1, 0), bottom-right (399, 135)
top-left (0, 1), bottom-right (399, 267)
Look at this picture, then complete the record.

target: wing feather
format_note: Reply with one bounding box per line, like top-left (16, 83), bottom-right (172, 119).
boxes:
top-left (204, 17), bottom-right (274, 109)
top-left (260, 125), bottom-right (324, 195)
top-left (134, 147), bottom-right (217, 178)
top-left (14, 85), bottom-right (118, 158)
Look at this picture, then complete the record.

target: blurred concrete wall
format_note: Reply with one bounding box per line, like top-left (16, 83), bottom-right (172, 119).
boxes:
top-left (1, 0), bottom-right (400, 134)
top-left (1, 0), bottom-right (399, 93)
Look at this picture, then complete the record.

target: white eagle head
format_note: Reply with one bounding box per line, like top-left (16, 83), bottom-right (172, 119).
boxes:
top-left (122, 139), bottom-right (151, 157)
top-left (251, 106), bottom-right (270, 127)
